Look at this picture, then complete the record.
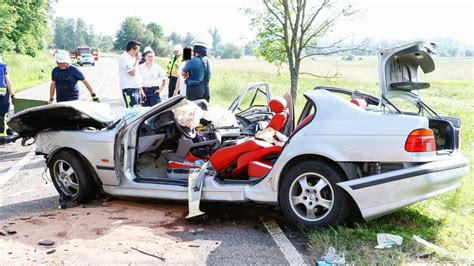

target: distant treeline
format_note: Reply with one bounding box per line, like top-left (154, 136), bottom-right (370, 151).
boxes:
top-left (346, 38), bottom-right (474, 57)
top-left (53, 16), bottom-right (251, 59)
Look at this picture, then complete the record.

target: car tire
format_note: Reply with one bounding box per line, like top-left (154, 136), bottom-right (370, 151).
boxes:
top-left (279, 161), bottom-right (352, 227)
top-left (92, 63), bottom-right (95, 66)
top-left (49, 150), bottom-right (97, 203)
top-left (80, 63), bottom-right (83, 67)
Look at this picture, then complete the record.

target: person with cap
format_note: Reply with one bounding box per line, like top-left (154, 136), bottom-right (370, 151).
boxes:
top-left (118, 40), bottom-right (144, 108)
top-left (138, 47), bottom-right (166, 106)
top-left (166, 44), bottom-right (182, 98)
top-left (181, 41), bottom-right (212, 102)
top-left (50, 51), bottom-right (99, 103)
top-left (0, 55), bottom-right (15, 141)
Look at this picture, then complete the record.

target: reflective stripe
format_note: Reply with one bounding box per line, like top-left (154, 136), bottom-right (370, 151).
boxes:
top-left (0, 87), bottom-right (6, 96)
top-left (125, 93), bottom-right (131, 108)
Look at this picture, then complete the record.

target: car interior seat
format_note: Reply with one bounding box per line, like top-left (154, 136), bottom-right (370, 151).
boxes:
top-left (266, 97), bottom-right (289, 132)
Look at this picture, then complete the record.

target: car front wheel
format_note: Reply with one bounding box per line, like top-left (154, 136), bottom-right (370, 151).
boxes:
top-left (279, 161), bottom-right (352, 227)
top-left (49, 150), bottom-right (97, 202)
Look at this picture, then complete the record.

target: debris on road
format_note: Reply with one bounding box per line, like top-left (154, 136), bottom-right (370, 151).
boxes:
top-left (38, 239), bottom-right (55, 246)
top-left (189, 228), bottom-right (204, 235)
top-left (375, 233), bottom-right (403, 249)
top-left (46, 249), bottom-right (56, 254)
top-left (188, 244), bottom-right (200, 248)
top-left (19, 216), bottom-right (32, 220)
top-left (412, 235), bottom-right (446, 253)
top-left (131, 247), bottom-right (166, 262)
top-left (320, 246), bottom-right (345, 264)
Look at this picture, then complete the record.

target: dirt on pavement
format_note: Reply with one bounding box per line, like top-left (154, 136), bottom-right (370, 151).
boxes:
top-left (0, 199), bottom-right (221, 264)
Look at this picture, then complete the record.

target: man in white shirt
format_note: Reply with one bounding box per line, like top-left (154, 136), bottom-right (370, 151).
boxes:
top-left (118, 40), bottom-right (143, 108)
top-left (138, 47), bottom-right (166, 106)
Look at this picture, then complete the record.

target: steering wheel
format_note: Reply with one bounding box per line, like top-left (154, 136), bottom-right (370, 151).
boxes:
top-left (172, 115), bottom-right (197, 139)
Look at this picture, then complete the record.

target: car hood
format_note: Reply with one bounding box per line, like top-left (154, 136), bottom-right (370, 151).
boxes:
top-left (378, 41), bottom-right (436, 101)
top-left (8, 101), bottom-right (118, 138)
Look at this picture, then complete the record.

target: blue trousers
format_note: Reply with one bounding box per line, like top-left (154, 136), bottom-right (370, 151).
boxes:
top-left (122, 88), bottom-right (141, 108)
top-left (142, 86), bottom-right (161, 107)
top-left (0, 95), bottom-right (10, 136)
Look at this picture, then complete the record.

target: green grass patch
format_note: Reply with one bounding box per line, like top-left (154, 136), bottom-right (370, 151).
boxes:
top-left (2, 51), bottom-right (55, 93)
top-left (207, 56), bottom-right (474, 263)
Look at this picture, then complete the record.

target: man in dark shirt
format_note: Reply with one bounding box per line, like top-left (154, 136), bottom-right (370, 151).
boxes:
top-left (49, 52), bottom-right (99, 103)
top-left (182, 41), bottom-right (212, 102)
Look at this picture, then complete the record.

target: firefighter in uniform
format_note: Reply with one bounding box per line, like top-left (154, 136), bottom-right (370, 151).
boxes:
top-left (0, 56), bottom-right (14, 142)
top-left (166, 44), bottom-right (182, 98)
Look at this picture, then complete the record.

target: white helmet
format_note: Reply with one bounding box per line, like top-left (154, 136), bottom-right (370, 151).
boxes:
top-left (173, 44), bottom-right (183, 51)
top-left (143, 46), bottom-right (154, 54)
top-left (55, 51), bottom-right (70, 64)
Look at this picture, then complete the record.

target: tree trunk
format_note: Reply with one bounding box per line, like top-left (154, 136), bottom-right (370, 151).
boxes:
top-left (290, 61), bottom-right (300, 102)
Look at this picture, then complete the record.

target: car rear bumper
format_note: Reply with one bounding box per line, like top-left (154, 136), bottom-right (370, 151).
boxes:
top-left (337, 154), bottom-right (469, 220)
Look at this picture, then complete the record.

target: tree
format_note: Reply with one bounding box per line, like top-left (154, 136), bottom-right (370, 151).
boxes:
top-left (114, 16), bottom-right (149, 51)
top-left (98, 35), bottom-right (114, 52)
top-left (74, 18), bottom-right (88, 47)
top-left (146, 23), bottom-right (164, 39)
top-left (168, 32), bottom-right (183, 45)
top-left (216, 43), bottom-right (243, 59)
top-left (1, 0), bottom-right (52, 56)
top-left (248, 0), bottom-right (359, 100)
top-left (182, 32), bottom-right (195, 46)
top-left (208, 28), bottom-right (221, 51)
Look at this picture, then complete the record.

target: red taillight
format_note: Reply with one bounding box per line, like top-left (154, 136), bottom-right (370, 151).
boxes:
top-left (405, 129), bottom-right (436, 152)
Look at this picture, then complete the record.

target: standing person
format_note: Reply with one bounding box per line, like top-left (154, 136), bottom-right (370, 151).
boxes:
top-left (173, 47), bottom-right (192, 97)
top-left (0, 56), bottom-right (15, 141)
top-left (139, 47), bottom-right (166, 106)
top-left (118, 40), bottom-right (143, 108)
top-left (50, 51), bottom-right (99, 103)
top-left (182, 41), bottom-right (212, 102)
top-left (166, 44), bottom-right (182, 98)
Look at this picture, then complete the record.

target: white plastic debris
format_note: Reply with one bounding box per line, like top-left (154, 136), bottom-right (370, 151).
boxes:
top-left (375, 233), bottom-right (403, 249)
top-left (412, 235), bottom-right (447, 253)
top-left (321, 246), bottom-right (345, 264)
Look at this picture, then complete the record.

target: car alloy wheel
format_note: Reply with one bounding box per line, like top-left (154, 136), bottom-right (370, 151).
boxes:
top-left (289, 172), bottom-right (334, 222)
top-left (52, 159), bottom-right (80, 197)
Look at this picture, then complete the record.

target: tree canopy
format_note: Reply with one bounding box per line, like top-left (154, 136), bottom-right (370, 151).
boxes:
top-left (0, 0), bottom-right (52, 56)
top-left (114, 17), bottom-right (170, 56)
top-left (248, 0), bottom-right (359, 100)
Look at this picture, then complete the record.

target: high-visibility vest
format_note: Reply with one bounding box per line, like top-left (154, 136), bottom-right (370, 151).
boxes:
top-left (0, 64), bottom-right (7, 97)
top-left (166, 55), bottom-right (182, 78)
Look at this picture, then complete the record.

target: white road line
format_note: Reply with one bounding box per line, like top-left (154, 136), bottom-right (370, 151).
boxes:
top-left (0, 149), bottom-right (36, 186)
top-left (261, 217), bottom-right (306, 266)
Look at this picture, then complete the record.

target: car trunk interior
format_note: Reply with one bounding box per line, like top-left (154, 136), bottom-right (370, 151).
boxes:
top-left (429, 116), bottom-right (460, 153)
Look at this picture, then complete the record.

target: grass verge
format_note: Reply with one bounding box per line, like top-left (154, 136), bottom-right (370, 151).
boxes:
top-left (2, 51), bottom-right (54, 93)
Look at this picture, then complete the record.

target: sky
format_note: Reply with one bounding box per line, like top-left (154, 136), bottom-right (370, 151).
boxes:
top-left (52, 0), bottom-right (474, 46)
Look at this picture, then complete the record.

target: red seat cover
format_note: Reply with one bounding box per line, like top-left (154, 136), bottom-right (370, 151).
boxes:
top-left (267, 112), bottom-right (288, 132)
top-left (248, 161), bottom-right (273, 178)
top-left (210, 139), bottom-right (272, 172)
top-left (267, 97), bottom-right (288, 132)
top-left (232, 145), bottom-right (282, 177)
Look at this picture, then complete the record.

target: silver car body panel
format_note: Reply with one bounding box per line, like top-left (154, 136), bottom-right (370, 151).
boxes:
top-left (337, 154), bottom-right (469, 220)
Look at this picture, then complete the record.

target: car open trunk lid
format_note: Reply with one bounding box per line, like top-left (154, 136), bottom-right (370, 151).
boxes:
top-left (378, 41), bottom-right (436, 102)
top-left (8, 101), bottom-right (118, 138)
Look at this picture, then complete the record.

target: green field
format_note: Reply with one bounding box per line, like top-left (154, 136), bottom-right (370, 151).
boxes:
top-left (205, 56), bottom-right (473, 263)
top-left (2, 52), bottom-right (55, 93)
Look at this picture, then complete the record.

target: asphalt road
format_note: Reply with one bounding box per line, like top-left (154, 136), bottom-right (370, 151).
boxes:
top-left (0, 57), bottom-right (318, 264)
